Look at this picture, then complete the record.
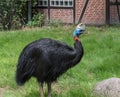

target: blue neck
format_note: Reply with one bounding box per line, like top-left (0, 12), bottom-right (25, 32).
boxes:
top-left (73, 28), bottom-right (83, 37)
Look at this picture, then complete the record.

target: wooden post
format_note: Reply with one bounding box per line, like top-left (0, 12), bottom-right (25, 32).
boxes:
top-left (106, 0), bottom-right (110, 25)
top-left (73, 0), bottom-right (76, 24)
top-left (116, 0), bottom-right (120, 22)
top-left (28, 0), bottom-right (32, 22)
top-left (78, 0), bottom-right (89, 23)
top-left (48, 0), bottom-right (50, 22)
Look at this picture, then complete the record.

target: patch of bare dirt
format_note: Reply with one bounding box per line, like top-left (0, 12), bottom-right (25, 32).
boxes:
top-left (0, 87), bottom-right (8, 97)
top-left (52, 82), bottom-right (62, 94)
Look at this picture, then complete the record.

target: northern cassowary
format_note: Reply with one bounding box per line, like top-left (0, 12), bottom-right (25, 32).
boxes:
top-left (16, 23), bottom-right (85, 97)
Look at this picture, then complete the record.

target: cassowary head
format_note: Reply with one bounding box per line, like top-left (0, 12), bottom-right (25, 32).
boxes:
top-left (73, 23), bottom-right (86, 37)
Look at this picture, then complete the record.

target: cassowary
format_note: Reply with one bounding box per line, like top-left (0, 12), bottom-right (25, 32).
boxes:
top-left (16, 23), bottom-right (85, 97)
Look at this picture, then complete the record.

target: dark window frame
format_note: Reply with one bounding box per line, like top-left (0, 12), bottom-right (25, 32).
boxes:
top-left (38, 0), bottom-right (74, 8)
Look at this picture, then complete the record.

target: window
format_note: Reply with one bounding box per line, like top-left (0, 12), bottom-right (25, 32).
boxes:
top-left (50, 0), bottom-right (73, 7)
top-left (38, 0), bottom-right (48, 6)
top-left (38, 0), bottom-right (73, 7)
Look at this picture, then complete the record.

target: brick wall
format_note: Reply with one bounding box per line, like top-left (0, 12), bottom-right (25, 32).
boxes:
top-left (50, 9), bottom-right (73, 23)
top-left (38, 0), bottom-right (119, 25)
top-left (110, 1), bottom-right (120, 24)
top-left (76, 0), bottom-right (106, 25)
top-left (38, 9), bottom-right (48, 19)
top-left (110, 6), bottom-right (118, 23)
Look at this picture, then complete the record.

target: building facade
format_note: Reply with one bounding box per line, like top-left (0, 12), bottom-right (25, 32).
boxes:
top-left (36, 0), bottom-right (120, 25)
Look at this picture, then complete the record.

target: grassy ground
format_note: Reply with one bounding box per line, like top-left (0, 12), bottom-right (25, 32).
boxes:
top-left (0, 25), bottom-right (120, 97)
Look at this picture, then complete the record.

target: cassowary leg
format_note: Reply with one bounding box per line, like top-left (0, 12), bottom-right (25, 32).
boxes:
top-left (39, 83), bottom-right (44, 97)
top-left (47, 82), bottom-right (51, 97)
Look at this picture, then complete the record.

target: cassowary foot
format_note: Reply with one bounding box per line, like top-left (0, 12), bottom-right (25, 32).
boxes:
top-left (47, 82), bottom-right (52, 97)
top-left (39, 83), bottom-right (44, 97)
top-left (39, 82), bottom-right (52, 97)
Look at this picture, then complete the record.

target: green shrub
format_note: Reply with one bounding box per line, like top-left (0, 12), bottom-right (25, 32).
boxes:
top-left (0, 0), bottom-right (40, 30)
top-left (27, 13), bottom-right (44, 27)
top-left (46, 19), bottom-right (63, 27)
top-left (0, 0), bottom-right (28, 30)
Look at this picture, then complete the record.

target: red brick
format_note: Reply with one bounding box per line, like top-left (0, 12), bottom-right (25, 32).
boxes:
top-left (38, 0), bottom-right (119, 25)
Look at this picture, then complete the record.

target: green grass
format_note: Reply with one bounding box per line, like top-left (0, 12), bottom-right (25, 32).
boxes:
top-left (0, 26), bottom-right (120, 97)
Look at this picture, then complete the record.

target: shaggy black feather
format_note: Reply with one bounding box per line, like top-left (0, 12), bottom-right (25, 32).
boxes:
top-left (16, 38), bottom-right (84, 85)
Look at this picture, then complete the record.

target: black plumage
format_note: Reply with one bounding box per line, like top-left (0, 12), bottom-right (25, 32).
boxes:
top-left (16, 36), bottom-right (84, 97)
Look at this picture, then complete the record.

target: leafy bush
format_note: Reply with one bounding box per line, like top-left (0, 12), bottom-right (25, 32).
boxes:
top-left (0, 0), bottom-right (28, 30)
top-left (27, 13), bottom-right (44, 27)
top-left (0, 0), bottom-right (42, 30)
top-left (46, 19), bottom-right (63, 27)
